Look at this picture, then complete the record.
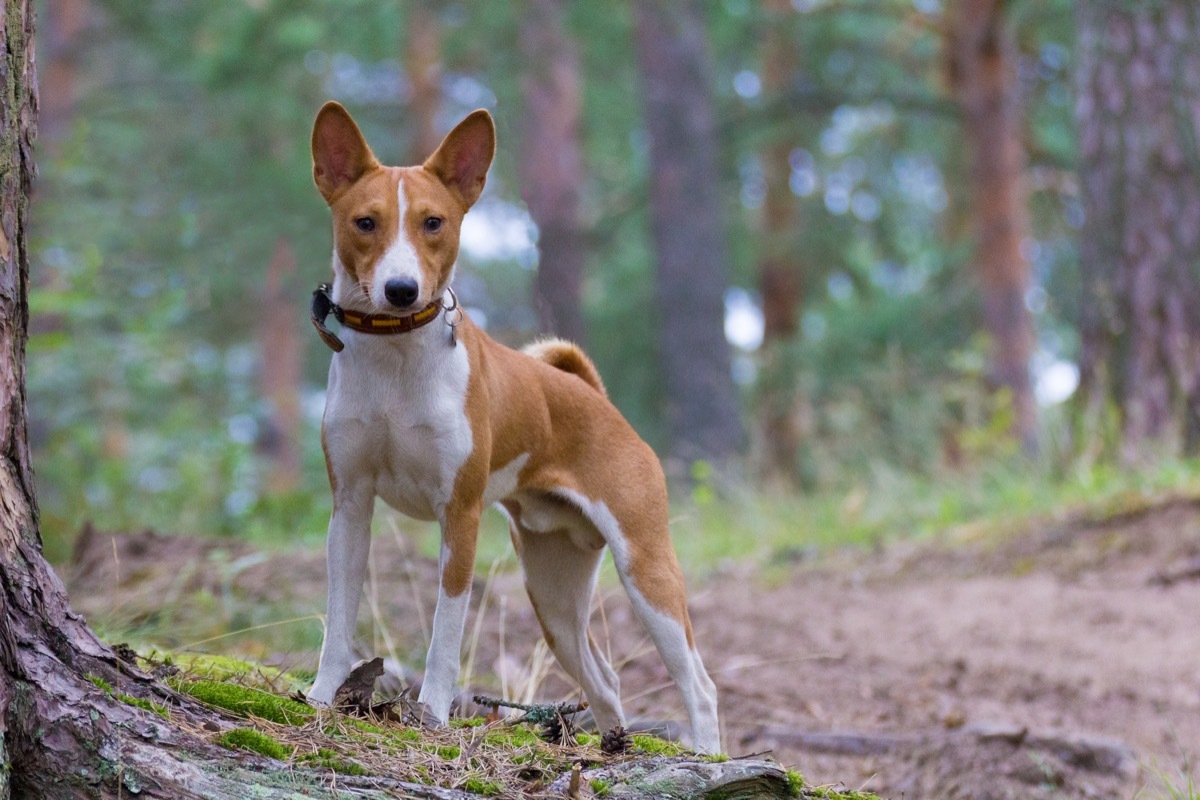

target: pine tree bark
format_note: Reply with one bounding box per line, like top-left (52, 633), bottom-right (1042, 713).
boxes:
top-left (404, 3), bottom-right (442, 165)
top-left (757, 0), bottom-right (805, 484)
top-left (633, 0), bottom-right (744, 472)
top-left (518, 0), bottom-right (587, 344)
top-left (1076, 1), bottom-right (1200, 461)
top-left (946, 0), bottom-right (1038, 453)
top-left (37, 0), bottom-right (87, 151)
top-left (258, 237), bottom-right (302, 493)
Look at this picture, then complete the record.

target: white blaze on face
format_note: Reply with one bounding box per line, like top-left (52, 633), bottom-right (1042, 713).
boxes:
top-left (370, 177), bottom-right (422, 308)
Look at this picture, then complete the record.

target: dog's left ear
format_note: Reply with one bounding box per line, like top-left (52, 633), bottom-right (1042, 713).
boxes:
top-left (424, 109), bottom-right (495, 209)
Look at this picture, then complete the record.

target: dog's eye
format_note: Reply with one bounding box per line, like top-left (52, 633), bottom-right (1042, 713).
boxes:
top-left (354, 217), bottom-right (375, 233)
top-left (424, 217), bottom-right (443, 233)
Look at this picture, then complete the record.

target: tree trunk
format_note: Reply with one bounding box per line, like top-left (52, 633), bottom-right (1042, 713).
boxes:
top-left (258, 237), bottom-right (302, 493)
top-left (518, 0), bottom-right (587, 344)
top-left (405, 3), bottom-right (442, 165)
top-left (632, 0), bottom-right (744, 473)
top-left (1076, 1), bottom-right (1200, 461)
top-left (946, 0), bottom-right (1038, 454)
top-left (37, 0), bottom-right (87, 151)
top-left (756, 0), bottom-right (805, 484)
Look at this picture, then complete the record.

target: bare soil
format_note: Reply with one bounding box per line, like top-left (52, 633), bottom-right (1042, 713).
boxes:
top-left (67, 499), bottom-right (1200, 799)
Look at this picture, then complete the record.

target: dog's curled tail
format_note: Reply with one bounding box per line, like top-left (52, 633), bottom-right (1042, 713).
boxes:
top-left (523, 338), bottom-right (607, 397)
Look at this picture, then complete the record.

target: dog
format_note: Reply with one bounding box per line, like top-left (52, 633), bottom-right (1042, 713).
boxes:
top-left (304, 101), bottom-right (720, 753)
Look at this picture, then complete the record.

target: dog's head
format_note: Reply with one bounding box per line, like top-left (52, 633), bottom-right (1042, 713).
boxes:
top-left (311, 102), bottom-right (494, 313)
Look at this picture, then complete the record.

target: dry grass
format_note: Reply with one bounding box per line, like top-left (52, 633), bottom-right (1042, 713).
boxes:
top-left (147, 650), bottom-right (694, 799)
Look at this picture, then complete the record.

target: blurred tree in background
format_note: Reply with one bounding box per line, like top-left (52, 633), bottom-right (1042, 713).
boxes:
top-left (26, 0), bottom-right (1198, 554)
top-left (1075, 1), bottom-right (1200, 464)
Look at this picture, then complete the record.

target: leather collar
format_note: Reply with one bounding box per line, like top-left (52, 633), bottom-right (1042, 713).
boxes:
top-left (310, 283), bottom-right (444, 353)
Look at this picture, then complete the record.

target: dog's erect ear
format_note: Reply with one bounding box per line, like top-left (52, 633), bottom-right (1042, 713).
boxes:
top-left (312, 101), bottom-right (379, 203)
top-left (423, 109), bottom-right (495, 209)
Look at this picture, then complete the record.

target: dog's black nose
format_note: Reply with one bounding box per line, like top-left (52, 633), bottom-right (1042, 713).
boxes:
top-left (384, 277), bottom-right (420, 308)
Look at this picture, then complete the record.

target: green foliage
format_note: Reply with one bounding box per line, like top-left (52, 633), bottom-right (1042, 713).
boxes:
top-left (27, 0), bottom-right (1089, 552)
top-left (630, 733), bottom-right (686, 757)
top-left (786, 769), bottom-right (805, 797)
top-left (86, 675), bottom-right (114, 694)
top-left (460, 776), bottom-right (502, 796)
top-left (117, 694), bottom-right (170, 719)
top-left (483, 725), bottom-right (543, 749)
top-left (1141, 762), bottom-right (1200, 800)
top-left (174, 679), bottom-right (313, 725)
top-left (215, 727), bottom-right (291, 760)
top-left (672, 454), bottom-right (1200, 573)
top-left (298, 748), bottom-right (369, 776)
top-left (590, 778), bottom-right (612, 796)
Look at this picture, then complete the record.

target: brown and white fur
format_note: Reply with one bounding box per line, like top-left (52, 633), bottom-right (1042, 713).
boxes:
top-left (305, 102), bottom-right (720, 752)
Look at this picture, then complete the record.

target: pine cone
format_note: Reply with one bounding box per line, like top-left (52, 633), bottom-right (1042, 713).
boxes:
top-left (540, 714), bottom-right (564, 744)
top-left (601, 725), bottom-right (630, 755)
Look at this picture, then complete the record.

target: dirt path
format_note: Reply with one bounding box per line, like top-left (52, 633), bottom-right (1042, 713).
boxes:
top-left (68, 500), bottom-right (1200, 799)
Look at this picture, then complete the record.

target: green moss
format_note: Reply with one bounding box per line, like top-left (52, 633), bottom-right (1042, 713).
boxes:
top-left (429, 744), bottom-right (461, 760)
top-left (176, 680), bottom-right (312, 725)
top-left (786, 769), bottom-right (805, 797)
top-left (630, 733), bottom-right (686, 756)
top-left (702, 752), bottom-right (730, 762)
top-left (392, 727), bottom-right (423, 743)
top-left (215, 728), bottom-right (290, 760)
top-left (591, 778), bottom-right (612, 796)
top-left (483, 725), bottom-right (542, 748)
top-left (86, 675), bottom-right (114, 694)
top-left (461, 776), bottom-right (502, 796)
top-left (451, 717), bottom-right (485, 728)
top-left (118, 694), bottom-right (170, 719)
top-left (299, 748), bottom-right (369, 776)
top-left (575, 732), bottom-right (595, 746)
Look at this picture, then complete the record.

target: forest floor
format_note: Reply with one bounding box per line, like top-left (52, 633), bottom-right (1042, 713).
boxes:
top-left (65, 496), bottom-right (1200, 800)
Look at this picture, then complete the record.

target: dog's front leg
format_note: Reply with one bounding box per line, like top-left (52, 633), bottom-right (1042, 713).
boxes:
top-left (308, 481), bottom-right (375, 705)
top-left (417, 501), bottom-right (482, 723)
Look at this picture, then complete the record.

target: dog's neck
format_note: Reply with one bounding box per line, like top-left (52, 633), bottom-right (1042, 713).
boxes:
top-left (329, 265), bottom-right (457, 356)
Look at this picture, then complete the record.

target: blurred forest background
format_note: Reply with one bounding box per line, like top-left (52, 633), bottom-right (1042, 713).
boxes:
top-left (28, 0), bottom-right (1200, 565)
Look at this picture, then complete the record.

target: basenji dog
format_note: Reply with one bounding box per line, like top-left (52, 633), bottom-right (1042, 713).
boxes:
top-left (304, 101), bottom-right (720, 753)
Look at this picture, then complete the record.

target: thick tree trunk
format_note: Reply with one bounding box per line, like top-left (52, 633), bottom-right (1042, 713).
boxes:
top-left (1076, 1), bottom-right (1200, 461)
top-left (756, 0), bottom-right (805, 484)
top-left (404, 3), bottom-right (442, 165)
top-left (633, 0), bottom-right (744, 472)
top-left (518, 0), bottom-right (587, 344)
top-left (946, 0), bottom-right (1038, 453)
top-left (258, 237), bottom-right (302, 493)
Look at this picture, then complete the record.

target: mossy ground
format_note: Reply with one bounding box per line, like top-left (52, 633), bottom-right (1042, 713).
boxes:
top-left (115, 649), bottom-right (874, 799)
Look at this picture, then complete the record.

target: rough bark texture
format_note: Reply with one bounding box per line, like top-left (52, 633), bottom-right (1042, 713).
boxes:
top-left (633, 0), bottom-right (744, 472)
top-left (946, 0), bottom-right (1038, 453)
top-left (518, 0), bottom-right (587, 344)
top-left (756, 0), bottom-right (805, 484)
top-left (258, 237), bottom-right (302, 493)
top-left (550, 756), bottom-right (795, 799)
top-left (405, 3), bottom-right (442, 165)
top-left (1076, 1), bottom-right (1200, 461)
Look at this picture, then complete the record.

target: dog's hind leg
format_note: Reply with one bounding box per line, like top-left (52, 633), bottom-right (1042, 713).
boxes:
top-left (553, 489), bottom-right (721, 753)
top-left (510, 515), bottom-right (623, 734)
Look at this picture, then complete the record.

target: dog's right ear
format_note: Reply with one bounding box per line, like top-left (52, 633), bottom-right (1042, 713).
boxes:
top-left (312, 101), bottom-right (379, 203)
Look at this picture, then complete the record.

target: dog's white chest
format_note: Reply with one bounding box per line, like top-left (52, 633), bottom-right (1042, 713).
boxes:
top-left (323, 332), bottom-right (473, 522)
